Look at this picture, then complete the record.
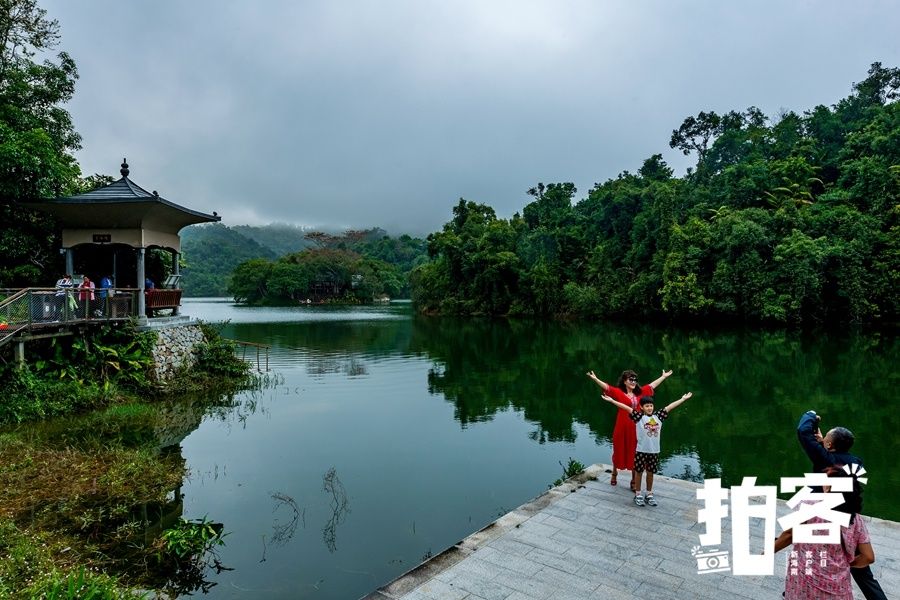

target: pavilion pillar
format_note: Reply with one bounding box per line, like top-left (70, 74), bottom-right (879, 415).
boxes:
top-left (172, 251), bottom-right (181, 282)
top-left (172, 251), bottom-right (180, 315)
top-left (136, 247), bottom-right (147, 324)
top-left (64, 248), bottom-right (74, 276)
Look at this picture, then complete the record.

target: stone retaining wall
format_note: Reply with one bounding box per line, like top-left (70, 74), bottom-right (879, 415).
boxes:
top-left (149, 324), bottom-right (206, 382)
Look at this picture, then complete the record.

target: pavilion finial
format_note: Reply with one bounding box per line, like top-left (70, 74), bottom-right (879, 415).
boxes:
top-left (120, 158), bottom-right (129, 178)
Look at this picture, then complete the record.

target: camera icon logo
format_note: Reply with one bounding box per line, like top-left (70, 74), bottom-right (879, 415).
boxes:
top-left (691, 545), bottom-right (731, 574)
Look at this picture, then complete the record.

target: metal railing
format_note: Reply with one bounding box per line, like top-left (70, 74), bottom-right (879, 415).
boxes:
top-left (229, 339), bottom-right (271, 372)
top-left (0, 287), bottom-right (142, 337)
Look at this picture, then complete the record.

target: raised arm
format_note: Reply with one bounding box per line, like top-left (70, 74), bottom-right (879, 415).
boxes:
top-left (648, 369), bottom-right (673, 390)
top-left (664, 392), bottom-right (692, 413)
top-left (797, 410), bottom-right (831, 470)
top-left (586, 371), bottom-right (611, 392)
top-left (601, 394), bottom-right (634, 413)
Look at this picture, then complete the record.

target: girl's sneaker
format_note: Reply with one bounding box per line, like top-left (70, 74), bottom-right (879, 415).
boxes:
top-left (633, 494), bottom-right (645, 507)
top-left (645, 494), bottom-right (658, 506)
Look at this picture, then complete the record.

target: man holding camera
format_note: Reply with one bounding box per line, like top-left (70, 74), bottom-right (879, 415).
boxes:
top-left (797, 410), bottom-right (886, 600)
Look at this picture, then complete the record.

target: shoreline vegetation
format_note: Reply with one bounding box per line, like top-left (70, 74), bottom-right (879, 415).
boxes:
top-left (408, 63), bottom-right (899, 326)
top-left (215, 64), bottom-right (900, 326)
top-left (226, 231), bottom-right (427, 306)
top-left (0, 322), bottom-right (262, 597)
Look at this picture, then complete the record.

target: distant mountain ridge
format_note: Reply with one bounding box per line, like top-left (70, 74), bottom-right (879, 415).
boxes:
top-left (181, 224), bottom-right (284, 296)
top-left (181, 223), bottom-right (427, 298)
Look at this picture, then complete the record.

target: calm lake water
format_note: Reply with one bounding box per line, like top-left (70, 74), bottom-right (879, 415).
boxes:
top-left (45, 300), bottom-right (900, 597)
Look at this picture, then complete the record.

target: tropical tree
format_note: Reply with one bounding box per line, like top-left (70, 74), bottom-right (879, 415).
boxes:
top-left (0, 0), bottom-right (82, 285)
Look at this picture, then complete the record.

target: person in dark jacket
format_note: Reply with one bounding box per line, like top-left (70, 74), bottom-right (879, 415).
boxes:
top-left (796, 410), bottom-right (886, 600)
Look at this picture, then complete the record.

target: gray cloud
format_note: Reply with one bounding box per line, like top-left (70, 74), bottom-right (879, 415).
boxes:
top-left (44, 0), bottom-right (900, 235)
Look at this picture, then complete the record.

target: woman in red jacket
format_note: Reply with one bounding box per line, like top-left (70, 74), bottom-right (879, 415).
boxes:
top-left (587, 368), bottom-right (673, 490)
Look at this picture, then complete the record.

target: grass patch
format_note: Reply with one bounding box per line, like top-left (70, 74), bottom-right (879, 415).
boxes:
top-left (0, 323), bottom-right (260, 594)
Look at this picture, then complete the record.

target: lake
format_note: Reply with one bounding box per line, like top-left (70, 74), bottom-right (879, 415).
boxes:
top-left (52, 300), bottom-right (900, 597)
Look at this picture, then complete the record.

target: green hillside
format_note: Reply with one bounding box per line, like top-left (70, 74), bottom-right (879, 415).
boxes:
top-left (181, 224), bottom-right (277, 296)
top-left (412, 62), bottom-right (900, 325)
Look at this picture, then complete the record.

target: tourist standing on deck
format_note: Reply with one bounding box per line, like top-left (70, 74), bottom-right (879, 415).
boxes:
top-left (54, 274), bottom-right (74, 320)
top-left (98, 275), bottom-right (112, 299)
top-left (795, 410), bottom-right (886, 600)
top-left (79, 276), bottom-right (95, 318)
top-left (775, 465), bottom-right (875, 599)
top-left (586, 369), bottom-right (673, 491)
top-left (599, 391), bottom-right (693, 506)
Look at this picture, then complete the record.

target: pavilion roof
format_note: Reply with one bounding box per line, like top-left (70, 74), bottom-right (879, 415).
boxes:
top-left (28, 159), bottom-right (221, 231)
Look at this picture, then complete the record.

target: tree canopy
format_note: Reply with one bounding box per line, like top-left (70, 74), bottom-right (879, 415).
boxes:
top-left (0, 0), bottom-right (82, 285)
top-left (411, 63), bottom-right (900, 325)
top-left (228, 228), bottom-right (426, 304)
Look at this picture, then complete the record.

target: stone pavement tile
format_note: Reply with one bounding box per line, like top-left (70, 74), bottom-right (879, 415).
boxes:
top-left (525, 546), bottom-right (586, 574)
top-left (491, 568), bottom-right (557, 599)
top-left (532, 565), bottom-right (600, 596)
top-left (615, 563), bottom-right (683, 590)
top-left (515, 520), bottom-right (560, 539)
top-left (542, 504), bottom-right (580, 521)
top-left (539, 514), bottom-right (583, 535)
top-left (566, 545), bottom-right (629, 574)
top-left (442, 570), bottom-right (515, 600)
top-left (411, 578), bottom-right (470, 600)
top-left (474, 547), bottom-right (545, 577)
top-left (525, 511), bottom-right (550, 524)
top-left (544, 591), bottom-right (603, 600)
top-left (674, 579), bottom-right (741, 599)
top-left (551, 528), bottom-right (628, 559)
top-left (502, 593), bottom-right (541, 600)
top-left (435, 557), bottom-right (499, 584)
top-left (872, 560), bottom-right (899, 591)
top-left (626, 540), bottom-right (679, 567)
top-left (589, 587), bottom-right (641, 600)
top-left (506, 530), bottom-right (571, 555)
top-left (654, 553), bottom-right (718, 582)
top-left (715, 574), bottom-right (771, 599)
top-left (398, 590), bottom-right (433, 600)
top-left (631, 582), bottom-right (690, 600)
top-left (578, 566), bottom-right (641, 597)
top-left (485, 536), bottom-right (535, 557)
top-left (559, 490), bottom-right (604, 508)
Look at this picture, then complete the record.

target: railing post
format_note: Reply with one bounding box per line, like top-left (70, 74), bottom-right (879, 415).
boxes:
top-left (14, 340), bottom-right (25, 368)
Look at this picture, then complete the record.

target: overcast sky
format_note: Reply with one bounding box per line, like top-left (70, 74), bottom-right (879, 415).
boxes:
top-left (43, 0), bottom-right (899, 235)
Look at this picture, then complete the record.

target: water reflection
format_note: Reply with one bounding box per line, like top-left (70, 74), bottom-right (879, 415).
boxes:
top-left (321, 467), bottom-right (350, 553)
top-left (23, 302), bottom-right (890, 598)
top-left (217, 310), bottom-right (899, 525)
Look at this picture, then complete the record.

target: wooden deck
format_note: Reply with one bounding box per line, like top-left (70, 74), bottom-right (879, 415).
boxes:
top-left (366, 464), bottom-right (899, 600)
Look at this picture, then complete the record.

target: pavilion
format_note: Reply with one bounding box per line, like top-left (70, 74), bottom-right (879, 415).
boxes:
top-left (28, 159), bottom-right (220, 322)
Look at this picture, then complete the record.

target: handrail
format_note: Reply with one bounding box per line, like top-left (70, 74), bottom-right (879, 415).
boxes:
top-left (0, 324), bottom-right (27, 349)
top-left (227, 338), bottom-right (271, 372)
top-left (0, 288), bottom-right (29, 305)
top-left (0, 287), bottom-right (141, 329)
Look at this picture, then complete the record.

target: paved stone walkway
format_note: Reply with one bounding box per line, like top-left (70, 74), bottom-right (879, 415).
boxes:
top-left (365, 464), bottom-right (900, 600)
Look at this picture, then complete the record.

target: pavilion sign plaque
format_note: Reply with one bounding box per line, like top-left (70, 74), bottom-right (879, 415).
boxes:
top-left (92, 234), bottom-right (112, 243)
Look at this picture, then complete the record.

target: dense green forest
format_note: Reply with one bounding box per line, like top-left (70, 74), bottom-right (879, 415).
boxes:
top-left (411, 63), bottom-right (900, 325)
top-left (228, 228), bottom-right (427, 304)
top-left (180, 224), bottom-right (278, 296)
top-left (0, 0), bottom-right (895, 327)
top-left (0, 0), bottom-right (87, 286)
